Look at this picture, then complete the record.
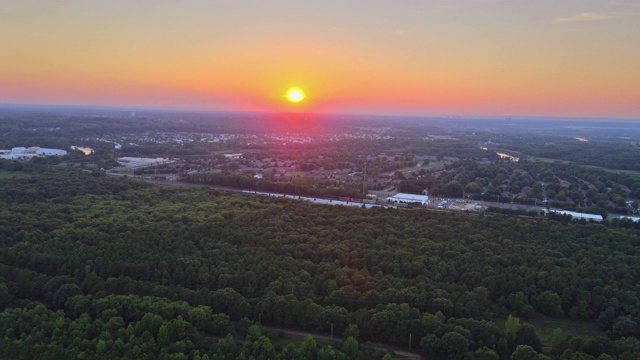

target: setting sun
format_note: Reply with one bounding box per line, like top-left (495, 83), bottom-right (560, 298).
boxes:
top-left (286, 88), bottom-right (305, 103)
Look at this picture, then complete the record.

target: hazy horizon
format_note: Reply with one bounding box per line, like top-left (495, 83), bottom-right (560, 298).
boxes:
top-left (3, 102), bottom-right (640, 123)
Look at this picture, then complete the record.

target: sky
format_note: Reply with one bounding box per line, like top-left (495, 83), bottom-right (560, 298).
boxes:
top-left (1, 0), bottom-right (639, 118)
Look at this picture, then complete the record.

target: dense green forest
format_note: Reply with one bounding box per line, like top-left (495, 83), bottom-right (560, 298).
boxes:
top-left (1, 172), bottom-right (640, 359)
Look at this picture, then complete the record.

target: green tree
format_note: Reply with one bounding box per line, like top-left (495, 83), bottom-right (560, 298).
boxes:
top-left (550, 328), bottom-right (564, 350)
top-left (510, 345), bottom-right (538, 360)
top-left (509, 292), bottom-right (528, 314)
top-left (256, 336), bottom-right (276, 360)
top-left (535, 291), bottom-right (563, 317)
top-left (0, 283), bottom-right (13, 310)
top-left (52, 283), bottom-right (82, 309)
top-left (210, 313), bottom-right (230, 335)
top-left (188, 305), bottom-right (212, 331)
top-left (298, 336), bottom-right (318, 360)
top-left (515, 324), bottom-right (543, 353)
top-left (317, 346), bottom-right (337, 360)
top-left (505, 315), bottom-right (522, 341)
top-left (421, 334), bottom-right (443, 359)
top-left (341, 336), bottom-right (359, 358)
top-left (216, 334), bottom-right (238, 358)
top-left (343, 324), bottom-right (360, 340)
top-left (442, 332), bottom-right (469, 360)
top-left (157, 324), bottom-right (171, 347)
top-left (474, 347), bottom-right (500, 360)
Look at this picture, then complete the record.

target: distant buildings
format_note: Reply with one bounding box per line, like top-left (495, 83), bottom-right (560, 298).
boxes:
top-left (224, 153), bottom-right (244, 159)
top-left (115, 157), bottom-right (174, 170)
top-left (0, 146), bottom-right (67, 160)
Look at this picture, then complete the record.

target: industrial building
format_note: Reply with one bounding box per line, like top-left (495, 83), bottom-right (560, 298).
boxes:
top-left (0, 146), bottom-right (67, 159)
top-left (36, 148), bottom-right (67, 156)
top-left (387, 193), bottom-right (429, 205)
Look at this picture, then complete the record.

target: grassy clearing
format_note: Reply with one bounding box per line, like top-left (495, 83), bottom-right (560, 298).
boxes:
top-left (108, 168), bottom-right (135, 176)
top-left (419, 161), bottom-right (447, 169)
top-left (383, 161), bottom-right (448, 176)
top-left (0, 169), bottom-right (32, 179)
top-left (526, 156), bottom-right (640, 177)
top-left (579, 165), bottom-right (640, 177)
top-left (527, 313), bottom-right (604, 345)
top-left (269, 332), bottom-right (336, 349)
top-left (495, 312), bottom-right (604, 350)
top-left (265, 329), bottom-right (417, 359)
top-left (524, 156), bottom-right (572, 165)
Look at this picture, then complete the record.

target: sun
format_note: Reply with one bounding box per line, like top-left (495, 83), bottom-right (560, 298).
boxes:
top-left (286, 87), bottom-right (305, 103)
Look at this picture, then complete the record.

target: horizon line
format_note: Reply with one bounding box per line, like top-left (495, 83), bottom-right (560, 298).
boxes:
top-left (1, 102), bottom-right (639, 122)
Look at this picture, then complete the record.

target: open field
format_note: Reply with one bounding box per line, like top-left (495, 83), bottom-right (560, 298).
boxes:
top-left (522, 155), bottom-right (640, 177)
top-left (0, 169), bottom-right (32, 179)
top-left (383, 161), bottom-right (448, 176)
top-left (265, 327), bottom-right (422, 360)
top-left (528, 313), bottom-right (604, 347)
top-left (579, 165), bottom-right (640, 177)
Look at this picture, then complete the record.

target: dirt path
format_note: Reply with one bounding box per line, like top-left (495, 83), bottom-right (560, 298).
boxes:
top-left (266, 327), bottom-right (423, 360)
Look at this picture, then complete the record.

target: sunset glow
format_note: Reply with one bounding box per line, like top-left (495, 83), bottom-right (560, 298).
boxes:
top-left (286, 88), bottom-right (305, 103)
top-left (1, 1), bottom-right (639, 118)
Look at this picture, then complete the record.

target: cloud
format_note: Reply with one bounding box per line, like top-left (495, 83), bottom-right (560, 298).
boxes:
top-left (553, 12), bottom-right (616, 23)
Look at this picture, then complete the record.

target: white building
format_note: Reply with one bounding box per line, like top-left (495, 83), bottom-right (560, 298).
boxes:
top-left (0, 146), bottom-right (67, 159)
top-left (11, 147), bottom-right (28, 154)
top-left (387, 193), bottom-right (429, 205)
top-left (36, 148), bottom-right (67, 156)
top-left (0, 153), bottom-right (32, 160)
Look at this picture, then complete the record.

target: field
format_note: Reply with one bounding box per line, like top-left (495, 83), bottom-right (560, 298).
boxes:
top-left (0, 169), bottom-right (31, 179)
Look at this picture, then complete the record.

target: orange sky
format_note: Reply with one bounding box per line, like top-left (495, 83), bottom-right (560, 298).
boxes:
top-left (1, 1), bottom-right (639, 118)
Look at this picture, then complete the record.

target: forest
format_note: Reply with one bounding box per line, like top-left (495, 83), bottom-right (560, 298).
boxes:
top-left (1, 171), bottom-right (640, 359)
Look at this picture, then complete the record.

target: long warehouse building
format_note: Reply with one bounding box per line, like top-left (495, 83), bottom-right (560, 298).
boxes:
top-left (387, 193), bottom-right (429, 205)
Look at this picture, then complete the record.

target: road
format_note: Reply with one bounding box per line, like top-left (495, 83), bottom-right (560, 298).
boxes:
top-left (108, 173), bottom-right (246, 192)
top-left (112, 173), bottom-right (628, 221)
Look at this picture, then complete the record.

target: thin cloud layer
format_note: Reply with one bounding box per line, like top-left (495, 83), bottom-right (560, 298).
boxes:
top-left (553, 12), bottom-right (616, 23)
